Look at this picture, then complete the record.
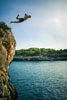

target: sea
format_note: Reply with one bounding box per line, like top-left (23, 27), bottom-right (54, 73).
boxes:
top-left (8, 61), bottom-right (67, 100)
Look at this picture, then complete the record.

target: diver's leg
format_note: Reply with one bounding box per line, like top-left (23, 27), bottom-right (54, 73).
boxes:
top-left (16, 14), bottom-right (20, 19)
top-left (10, 21), bottom-right (20, 23)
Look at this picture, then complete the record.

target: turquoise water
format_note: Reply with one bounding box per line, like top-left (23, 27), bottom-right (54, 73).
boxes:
top-left (8, 61), bottom-right (67, 100)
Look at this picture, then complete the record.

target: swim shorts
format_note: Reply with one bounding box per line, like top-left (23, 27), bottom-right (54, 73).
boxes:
top-left (19, 18), bottom-right (24, 22)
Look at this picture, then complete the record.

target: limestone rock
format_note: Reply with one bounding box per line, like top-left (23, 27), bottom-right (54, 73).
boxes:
top-left (0, 22), bottom-right (18, 100)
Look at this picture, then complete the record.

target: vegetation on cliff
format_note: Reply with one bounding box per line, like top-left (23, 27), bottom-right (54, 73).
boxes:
top-left (0, 22), bottom-right (11, 31)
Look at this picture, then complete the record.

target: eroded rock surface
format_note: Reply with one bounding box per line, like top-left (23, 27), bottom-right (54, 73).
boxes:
top-left (0, 23), bottom-right (18, 100)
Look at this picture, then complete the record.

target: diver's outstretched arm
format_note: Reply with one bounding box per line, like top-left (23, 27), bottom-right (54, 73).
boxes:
top-left (24, 13), bottom-right (28, 17)
top-left (10, 21), bottom-right (20, 23)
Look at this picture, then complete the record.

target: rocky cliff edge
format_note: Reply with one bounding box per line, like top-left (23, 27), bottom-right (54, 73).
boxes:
top-left (0, 22), bottom-right (18, 100)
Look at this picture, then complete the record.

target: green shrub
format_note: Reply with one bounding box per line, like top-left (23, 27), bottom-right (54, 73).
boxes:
top-left (0, 22), bottom-right (11, 31)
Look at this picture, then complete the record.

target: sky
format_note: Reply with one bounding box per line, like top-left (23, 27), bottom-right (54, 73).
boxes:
top-left (0, 0), bottom-right (67, 50)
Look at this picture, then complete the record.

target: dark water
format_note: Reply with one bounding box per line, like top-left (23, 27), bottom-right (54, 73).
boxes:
top-left (8, 61), bottom-right (67, 100)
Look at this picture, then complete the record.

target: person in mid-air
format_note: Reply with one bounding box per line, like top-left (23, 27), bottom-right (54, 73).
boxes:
top-left (10, 13), bottom-right (31, 23)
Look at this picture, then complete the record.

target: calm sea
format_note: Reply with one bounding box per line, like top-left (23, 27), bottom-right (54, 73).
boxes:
top-left (8, 61), bottom-right (67, 100)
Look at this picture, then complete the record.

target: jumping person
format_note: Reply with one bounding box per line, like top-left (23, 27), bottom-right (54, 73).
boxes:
top-left (10, 13), bottom-right (31, 23)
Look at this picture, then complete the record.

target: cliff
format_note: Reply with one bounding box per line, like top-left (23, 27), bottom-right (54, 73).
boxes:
top-left (0, 22), bottom-right (18, 100)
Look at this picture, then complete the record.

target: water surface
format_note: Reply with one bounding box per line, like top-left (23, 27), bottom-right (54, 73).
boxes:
top-left (8, 61), bottom-right (67, 100)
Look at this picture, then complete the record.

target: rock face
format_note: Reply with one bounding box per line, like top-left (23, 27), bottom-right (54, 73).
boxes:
top-left (0, 23), bottom-right (18, 100)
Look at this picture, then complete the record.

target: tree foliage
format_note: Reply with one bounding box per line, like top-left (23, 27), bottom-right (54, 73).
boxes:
top-left (15, 48), bottom-right (67, 58)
